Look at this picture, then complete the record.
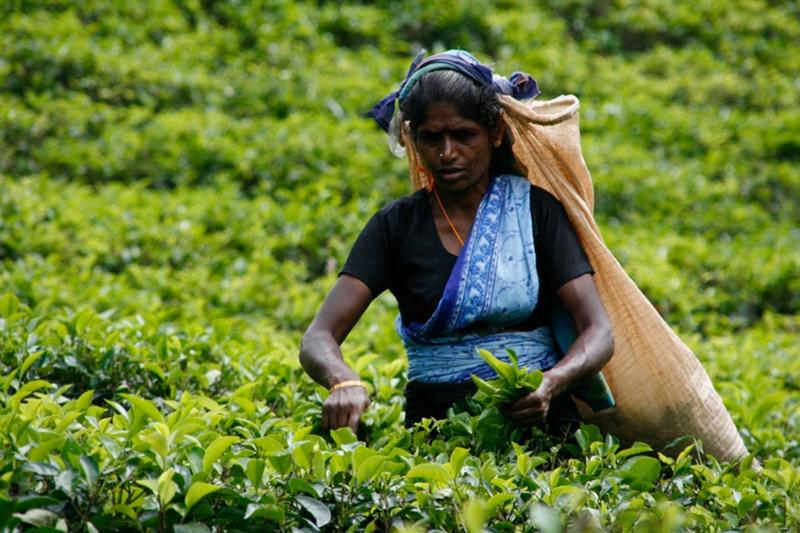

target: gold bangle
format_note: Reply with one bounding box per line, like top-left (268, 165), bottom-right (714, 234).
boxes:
top-left (330, 380), bottom-right (367, 393)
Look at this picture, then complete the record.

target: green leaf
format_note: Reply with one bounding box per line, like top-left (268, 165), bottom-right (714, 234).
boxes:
top-left (18, 351), bottom-right (43, 379)
top-left (486, 492), bottom-right (515, 512)
top-left (476, 348), bottom-right (514, 383)
top-left (119, 394), bottom-right (164, 423)
top-left (13, 496), bottom-right (61, 515)
top-left (406, 462), bottom-right (451, 483)
top-left (295, 495), bottom-right (331, 528)
top-left (157, 468), bottom-right (178, 506)
top-left (267, 452), bottom-right (293, 476)
top-left (253, 436), bottom-right (284, 453)
top-left (520, 370), bottom-right (543, 391)
top-left (292, 442), bottom-right (313, 470)
top-left (462, 498), bottom-right (487, 533)
top-left (574, 424), bottom-right (603, 452)
top-left (616, 442), bottom-right (654, 459)
top-left (244, 503), bottom-right (285, 522)
top-left (143, 362), bottom-right (166, 380)
top-left (10, 380), bottom-right (52, 407)
top-left (174, 523), bottom-right (211, 533)
top-left (0, 293), bottom-right (19, 318)
top-left (14, 508), bottom-right (59, 528)
top-left (72, 389), bottom-right (95, 411)
top-left (355, 454), bottom-right (387, 485)
top-left (137, 478), bottom-right (159, 495)
top-left (448, 447), bottom-right (469, 478)
top-left (79, 455), bottom-right (99, 490)
top-left (330, 427), bottom-right (357, 446)
top-left (530, 504), bottom-right (563, 533)
top-left (246, 459), bottom-right (265, 488)
top-left (202, 436), bottom-right (239, 473)
top-left (470, 375), bottom-right (499, 395)
top-left (505, 349), bottom-right (520, 370)
top-left (185, 482), bottom-right (221, 511)
top-left (0, 498), bottom-right (15, 529)
top-left (288, 478), bottom-right (319, 497)
top-left (28, 437), bottom-right (65, 462)
top-left (23, 462), bottom-right (61, 477)
top-left (619, 456), bottom-right (662, 487)
top-left (232, 382), bottom-right (260, 399)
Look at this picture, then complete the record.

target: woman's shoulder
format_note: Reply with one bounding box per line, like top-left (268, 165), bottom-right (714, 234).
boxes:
top-left (526, 183), bottom-right (565, 213)
top-left (373, 188), bottom-right (429, 221)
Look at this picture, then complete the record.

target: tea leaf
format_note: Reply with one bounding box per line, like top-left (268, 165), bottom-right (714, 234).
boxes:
top-left (119, 394), bottom-right (164, 423)
top-left (185, 482), bottom-right (220, 511)
top-left (202, 436), bottom-right (239, 473)
top-left (295, 495), bottom-right (331, 528)
top-left (406, 463), bottom-right (451, 483)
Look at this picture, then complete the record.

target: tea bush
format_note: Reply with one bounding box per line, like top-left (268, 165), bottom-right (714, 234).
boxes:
top-left (1, 0), bottom-right (798, 530)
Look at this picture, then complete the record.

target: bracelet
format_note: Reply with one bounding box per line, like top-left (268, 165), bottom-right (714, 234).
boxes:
top-left (330, 380), bottom-right (368, 393)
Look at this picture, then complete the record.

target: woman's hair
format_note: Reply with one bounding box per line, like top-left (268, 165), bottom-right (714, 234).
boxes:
top-left (397, 70), bottom-right (523, 177)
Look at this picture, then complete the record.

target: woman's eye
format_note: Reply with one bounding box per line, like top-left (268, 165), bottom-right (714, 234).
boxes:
top-left (418, 133), bottom-right (438, 144)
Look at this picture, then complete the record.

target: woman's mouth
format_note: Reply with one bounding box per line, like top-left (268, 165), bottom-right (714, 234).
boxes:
top-left (437, 167), bottom-right (466, 180)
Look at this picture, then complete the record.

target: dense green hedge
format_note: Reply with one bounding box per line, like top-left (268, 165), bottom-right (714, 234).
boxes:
top-left (1, 1), bottom-right (798, 530)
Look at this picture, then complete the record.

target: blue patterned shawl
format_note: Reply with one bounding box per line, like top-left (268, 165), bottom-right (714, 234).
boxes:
top-left (398, 174), bottom-right (615, 411)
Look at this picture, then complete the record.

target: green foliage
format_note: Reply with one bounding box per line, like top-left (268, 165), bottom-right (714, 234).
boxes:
top-left (0, 0), bottom-right (798, 530)
top-left (471, 348), bottom-right (543, 405)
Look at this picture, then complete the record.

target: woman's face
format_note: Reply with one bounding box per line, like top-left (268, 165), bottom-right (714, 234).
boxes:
top-left (414, 102), bottom-right (502, 195)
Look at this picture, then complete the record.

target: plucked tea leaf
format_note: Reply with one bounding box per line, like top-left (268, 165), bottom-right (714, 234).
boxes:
top-left (476, 349), bottom-right (515, 383)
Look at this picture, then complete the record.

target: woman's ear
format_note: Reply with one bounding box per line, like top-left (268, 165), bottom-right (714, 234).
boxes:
top-left (492, 117), bottom-right (506, 148)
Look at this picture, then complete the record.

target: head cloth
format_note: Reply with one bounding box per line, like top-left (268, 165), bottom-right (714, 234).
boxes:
top-left (367, 50), bottom-right (540, 132)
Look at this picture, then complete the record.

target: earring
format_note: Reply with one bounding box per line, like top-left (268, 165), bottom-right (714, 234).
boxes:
top-left (438, 153), bottom-right (444, 160)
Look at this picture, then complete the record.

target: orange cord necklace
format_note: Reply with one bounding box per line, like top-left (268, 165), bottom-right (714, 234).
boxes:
top-left (431, 183), bottom-right (465, 247)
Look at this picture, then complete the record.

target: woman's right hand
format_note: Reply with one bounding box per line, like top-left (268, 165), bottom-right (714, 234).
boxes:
top-left (299, 275), bottom-right (374, 433)
top-left (322, 385), bottom-right (370, 432)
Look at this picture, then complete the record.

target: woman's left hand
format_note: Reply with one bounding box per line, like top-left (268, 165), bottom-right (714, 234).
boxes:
top-left (502, 377), bottom-right (555, 426)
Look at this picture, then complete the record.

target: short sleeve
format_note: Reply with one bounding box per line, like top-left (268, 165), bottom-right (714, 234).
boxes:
top-left (532, 187), bottom-right (594, 290)
top-left (339, 210), bottom-right (392, 297)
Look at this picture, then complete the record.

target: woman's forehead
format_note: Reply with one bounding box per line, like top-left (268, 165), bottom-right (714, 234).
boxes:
top-left (417, 102), bottom-right (484, 132)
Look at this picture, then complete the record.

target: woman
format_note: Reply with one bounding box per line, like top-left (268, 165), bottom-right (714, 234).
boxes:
top-left (299, 50), bottom-right (614, 436)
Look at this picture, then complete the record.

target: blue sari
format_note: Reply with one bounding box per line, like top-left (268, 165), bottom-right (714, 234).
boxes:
top-left (398, 174), bottom-right (614, 411)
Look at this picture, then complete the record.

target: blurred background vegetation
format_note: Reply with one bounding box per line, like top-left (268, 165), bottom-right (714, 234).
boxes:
top-left (0, 0), bottom-right (798, 452)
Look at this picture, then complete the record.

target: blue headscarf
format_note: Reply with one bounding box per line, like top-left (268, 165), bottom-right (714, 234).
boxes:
top-left (367, 50), bottom-right (540, 132)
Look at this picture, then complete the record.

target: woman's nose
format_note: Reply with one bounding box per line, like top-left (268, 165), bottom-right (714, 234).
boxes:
top-left (441, 136), bottom-right (456, 162)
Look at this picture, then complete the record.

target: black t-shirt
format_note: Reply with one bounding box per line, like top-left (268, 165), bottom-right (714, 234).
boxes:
top-left (341, 185), bottom-right (593, 330)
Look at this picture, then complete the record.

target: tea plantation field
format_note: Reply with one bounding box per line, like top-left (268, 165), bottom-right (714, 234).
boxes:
top-left (1, 1), bottom-right (799, 531)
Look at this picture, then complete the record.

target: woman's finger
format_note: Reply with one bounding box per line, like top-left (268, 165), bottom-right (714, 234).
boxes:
top-left (508, 405), bottom-right (546, 420)
top-left (347, 410), bottom-right (361, 433)
top-left (510, 394), bottom-right (545, 414)
top-left (324, 388), bottom-right (368, 430)
top-left (322, 406), bottom-right (331, 429)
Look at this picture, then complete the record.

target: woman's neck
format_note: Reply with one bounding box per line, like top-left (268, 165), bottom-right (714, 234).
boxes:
top-left (435, 176), bottom-right (491, 215)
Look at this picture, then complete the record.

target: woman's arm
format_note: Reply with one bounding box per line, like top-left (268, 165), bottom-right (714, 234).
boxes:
top-left (505, 273), bottom-right (614, 425)
top-left (299, 274), bottom-right (374, 432)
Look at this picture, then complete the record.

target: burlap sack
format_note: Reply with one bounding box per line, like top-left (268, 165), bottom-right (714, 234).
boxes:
top-left (404, 95), bottom-right (749, 462)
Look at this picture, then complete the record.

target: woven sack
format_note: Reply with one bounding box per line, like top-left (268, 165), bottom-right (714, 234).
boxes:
top-left (403, 95), bottom-right (748, 462)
